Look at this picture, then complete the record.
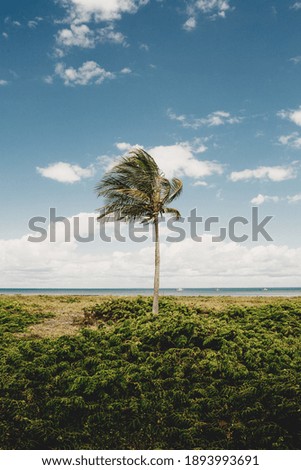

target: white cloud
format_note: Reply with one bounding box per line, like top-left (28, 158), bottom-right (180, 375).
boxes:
top-left (58, 0), bottom-right (149, 23)
top-left (230, 164), bottom-right (297, 182)
top-left (252, 192), bottom-right (301, 205)
top-left (53, 47), bottom-right (65, 58)
top-left (193, 181), bottom-right (208, 187)
top-left (27, 18), bottom-right (43, 29)
top-left (278, 133), bottom-right (301, 149)
top-left (290, 2), bottom-right (301, 10)
top-left (56, 24), bottom-right (96, 48)
top-left (251, 194), bottom-right (280, 205)
top-left (115, 142), bottom-right (133, 152)
top-left (167, 108), bottom-right (242, 129)
top-left (28, 20), bottom-right (38, 28)
top-left (36, 162), bottom-right (95, 183)
top-left (148, 142), bottom-right (223, 179)
top-left (111, 141), bottom-right (221, 180)
top-left (3, 225), bottom-right (301, 287)
top-left (43, 75), bottom-right (54, 85)
top-left (56, 23), bottom-right (127, 50)
top-left (120, 67), bottom-right (132, 74)
top-left (55, 61), bottom-right (115, 86)
top-left (183, 17), bottom-right (197, 31)
top-left (139, 43), bottom-right (149, 51)
top-left (97, 24), bottom-right (127, 46)
top-left (287, 193), bottom-right (301, 203)
top-left (289, 56), bottom-right (301, 64)
top-left (184, 0), bottom-right (232, 30)
top-left (278, 106), bottom-right (301, 126)
top-left (0, 80), bottom-right (8, 86)
top-left (2, 32), bottom-right (8, 39)
top-left (4, 17), bottom-right (21, 26)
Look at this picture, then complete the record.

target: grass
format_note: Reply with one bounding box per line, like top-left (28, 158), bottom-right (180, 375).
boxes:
top-left (0, 295), bottom-right (300, 450)
top-left (1, 294), bottom-right (298, 338)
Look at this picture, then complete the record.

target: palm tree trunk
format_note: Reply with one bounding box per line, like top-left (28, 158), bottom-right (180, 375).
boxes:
top-left (152, 215), bottom-right (160, 314)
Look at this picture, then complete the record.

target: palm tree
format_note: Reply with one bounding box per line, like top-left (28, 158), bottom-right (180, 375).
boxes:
top-left (95, 148), bottom-right (183, 314)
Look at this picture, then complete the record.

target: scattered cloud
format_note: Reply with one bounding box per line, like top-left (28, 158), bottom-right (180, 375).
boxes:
top-left (58, 0), bottom-right (149, 23)
top-left (97, 24), bottom-right (127, 45)
top-left (251, 192), bottom-right (301, 205)
top-left (28, 17), bottom-right (43, 29)
top-left (278, 133), bottom-right (301, 149)
top-left (4, 17), bottom-right (21, 27)
top-left (120, 67), bottom-right (132, 74)
top-left (287, 193), bottom-right (301, 203)
top-left (36, 162), bottom-right (95, 183)
top-left (251, 194), bottom-right (280, 205)
top-left (230, 164), bottom-right (297, 182)
top-left (56, 24), bottom-right (96, 48)
top-left (289, 55), bottom-right (301, 64)
top-left (167, 108), bottom-right (242, 129)
top-left (184, 0), bottom-right (232, 31)
top-left (0, 80), bottom-right (8, 86)
top-left (43, 75), bottom-right (54, 85)
top-left (2, 32), bottom-right (8, 39)
top-left (277, 106), bottom-right (301, 126)
top-left (56, 23), bottom-right (127, 51)
top-left (55, 61), bottom-right (115, 86)
top-left (139, 43), bottom-right (149, 51)
top-left (183, 17), bottom-right (197, 31)
top-left (290, 2), bottom-right (301, 10)
top-left (115, 142), bottom-right (133, 152)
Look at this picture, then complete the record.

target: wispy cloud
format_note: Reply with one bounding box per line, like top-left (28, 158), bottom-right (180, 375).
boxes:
top-left (168, 108), bottom-right (242, 128)
top-left (28, 17), bottom-right (43, 29)
top-left (37, 162), bottom-right (95, 183)
top-left (287, 193), bottom-right (301, 203)
top-left (184, 0), bottom-right (232, 31)
top-left (278, 133), bottom-right (301, 149)
top-left (252, 192), bottom-right (301, 205)
top-left (290, 2), bottom-right (301, 10)
top-left (43, 75), bottom-right (54, 85)
top-left (55, 61), bottom-right (115, 86)
top-left (289, 55), bottom-right (301, 64)
top-left (0, 79), bottom-right (8, 86)
top-left (277, 106), bottom-right (301, 126)
top-left (251, 194), bottom-right (280, 205)
top-left (230, 164), bottom-right (297, 182)
top-left (56, 23), bottom-right (127, 51)
top-left (120, 67), bottom-right (132, 74)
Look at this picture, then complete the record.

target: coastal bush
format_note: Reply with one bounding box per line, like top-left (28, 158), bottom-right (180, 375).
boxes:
top-left (0, 297), bottom-right (300, 449)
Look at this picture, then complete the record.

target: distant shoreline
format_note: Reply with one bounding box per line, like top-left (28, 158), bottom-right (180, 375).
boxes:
top-left (1, 288), bottom-right (301, 297)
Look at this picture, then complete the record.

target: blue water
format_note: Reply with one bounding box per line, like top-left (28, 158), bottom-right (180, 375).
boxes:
top-left (1, 288), bottom-right (301, 297)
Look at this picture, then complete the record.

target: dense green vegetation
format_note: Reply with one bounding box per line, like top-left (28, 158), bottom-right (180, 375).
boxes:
top-left (0, 296), bottom-right (300, 449)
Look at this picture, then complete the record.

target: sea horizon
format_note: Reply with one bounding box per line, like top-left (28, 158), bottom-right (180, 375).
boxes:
top-left (1, 287), bottom-right (301, 297)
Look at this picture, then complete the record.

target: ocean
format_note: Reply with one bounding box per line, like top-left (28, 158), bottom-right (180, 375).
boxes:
top-left (1, 288), bottom-right (301, 297)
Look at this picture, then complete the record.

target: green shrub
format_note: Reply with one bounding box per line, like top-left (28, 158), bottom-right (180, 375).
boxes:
top-left (0, 297), bottom-right (300, 449)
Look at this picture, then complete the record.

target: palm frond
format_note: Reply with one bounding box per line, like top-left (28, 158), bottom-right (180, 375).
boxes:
top-left (95, 147), bottom-right (183, 223)
top-left (161, 207), bottom-right (182, 220)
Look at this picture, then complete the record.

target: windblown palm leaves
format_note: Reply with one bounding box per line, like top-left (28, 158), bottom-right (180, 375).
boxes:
top-left (95, 148), bottom-right (183, 314)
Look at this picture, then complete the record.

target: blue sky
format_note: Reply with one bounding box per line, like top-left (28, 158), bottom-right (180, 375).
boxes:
top-left (2, 0), bottom-right (301, 288)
